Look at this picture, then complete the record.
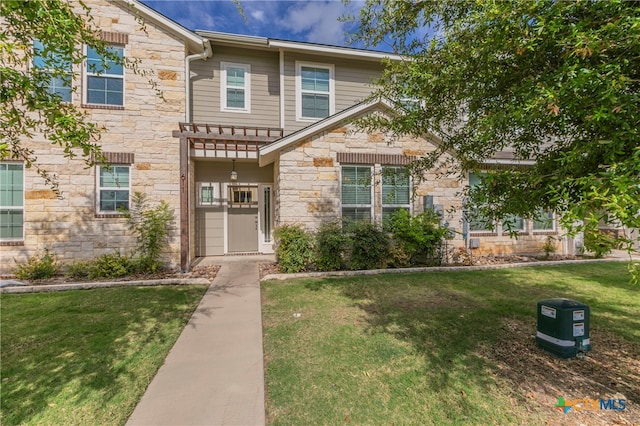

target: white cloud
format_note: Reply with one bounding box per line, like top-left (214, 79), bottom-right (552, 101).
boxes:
top-left (250, 9), bottom-right (266, 22)
top-left (278, 1), bottom-right (356, 45)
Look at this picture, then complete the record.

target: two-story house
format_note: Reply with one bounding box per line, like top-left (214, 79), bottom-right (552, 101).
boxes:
top-left (174, 31), bottom-right (570, 270)
top-left (0, 0), bottom-right (211, 273)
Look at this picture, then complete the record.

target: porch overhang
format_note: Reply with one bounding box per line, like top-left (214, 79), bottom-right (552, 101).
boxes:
top-left (173, 123), bottom-right (283, 159)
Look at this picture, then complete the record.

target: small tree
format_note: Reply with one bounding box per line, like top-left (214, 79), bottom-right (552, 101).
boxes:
top-left (123, 192), bottom-right (175, 273)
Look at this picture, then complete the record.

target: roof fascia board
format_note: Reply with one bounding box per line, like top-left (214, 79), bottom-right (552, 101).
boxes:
top-left (196, 30), bottom-right (270, 48)
top-left (120, 0), bottom-right (206, 52)
top-left (268, 40), bottom-right (402, 61)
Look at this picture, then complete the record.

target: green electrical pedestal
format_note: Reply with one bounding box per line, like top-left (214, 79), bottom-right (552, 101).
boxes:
top-left (536, 298), bottom-right (591, 358)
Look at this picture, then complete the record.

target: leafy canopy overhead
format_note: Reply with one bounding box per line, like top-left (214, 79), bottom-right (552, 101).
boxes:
top-left (0, 0), bottom-right (155, 193)
top-left (350, 0), bottom-right (639, 256)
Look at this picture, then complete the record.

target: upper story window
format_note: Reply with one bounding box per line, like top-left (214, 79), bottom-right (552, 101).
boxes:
top-left (97, 165), bottom-right (130, 213)
top-left (341, 165), bottom-right (372, 222)
top-left (221, 62), bottom-right (250, 112)
top-left (33, 40), bottom-right (72, 102)
top-left (0, 163), bottom-right (24, 241)
top-left (85, 45), bottom-right (124, 106)
top-left (296, 62), bottom-right (334, 121)
top-left (381, 166), bottom-right (411, 222)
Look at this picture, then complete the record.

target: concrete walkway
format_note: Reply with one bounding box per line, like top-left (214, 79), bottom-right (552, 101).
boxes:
top-left (126, 255), bottom-right (274, 426)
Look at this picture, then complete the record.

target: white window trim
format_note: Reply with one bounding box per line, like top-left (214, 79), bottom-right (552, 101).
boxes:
top-left (295, 61), bottom-right (335, 122)
top-left (220, 62), bottom-right (251, 113)
top-left (96, 164), bottom-right (130, 213)
top-left (83, 44), bottom-right (125, 107)
top-left (340, 165), bottom-right (373, 222)
top-left (197, 182), bottom-right (221, 206)
top-left (0, 162), bottom-right (25, 241)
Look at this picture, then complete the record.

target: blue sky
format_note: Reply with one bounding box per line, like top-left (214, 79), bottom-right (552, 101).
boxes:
top-left (141, 0), bottom-right (369, 47)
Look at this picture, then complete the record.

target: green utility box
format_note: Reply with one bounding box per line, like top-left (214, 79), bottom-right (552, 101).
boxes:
top-left (536, 298), bottom-right (591, 358)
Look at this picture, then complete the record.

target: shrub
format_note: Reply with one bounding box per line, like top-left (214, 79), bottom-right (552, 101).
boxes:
top-left (274, 224), bottom-right (314, 273)
top-left (123, 192), bottom-right (175, 273)
top-left (87, 251), bottom-right (136, 279)
top-left (314, 221), bottom-right (346, 271)
top-left (386, 209), bottom-right (447, 266)
top-left (65, 261), bottom-right (91, 279)
top-left (344, 220), bottom-right (389, 270)
top-left (14, 249), bottom-right (60, 280)
top-left (541, 236), bottom-right (557, 259)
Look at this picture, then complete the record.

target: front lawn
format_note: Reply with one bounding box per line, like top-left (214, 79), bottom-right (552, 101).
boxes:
top-left (1, 285), bottom-right (207, 425)
top-left (262, 262), bottom-right (639, 425)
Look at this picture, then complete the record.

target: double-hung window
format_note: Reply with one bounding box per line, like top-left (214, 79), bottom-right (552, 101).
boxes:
top-left (221, 62), bottom-right (250, 112)
top-left (85, 45), bottom-right (124, 106)
top-left (0, 163), bottom-right (24, 240)
top-left (502, 214), bottom-right (526, 233)
top-left (97, 165), bottom-right (130, 212)
top-left (341, 166), bottom-right (372, 222)
top-left (381, 166), bottom-right (411, 222)
top-left (297, 62), bottom-right (334, 120)
top-left (33, 40), bottom-right (72, 102)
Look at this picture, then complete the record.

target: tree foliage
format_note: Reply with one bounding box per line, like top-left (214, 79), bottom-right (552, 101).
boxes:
top-left (350, 0), bottom-right (640, 259)
top-left (0, 0), bottom-right (155, 192)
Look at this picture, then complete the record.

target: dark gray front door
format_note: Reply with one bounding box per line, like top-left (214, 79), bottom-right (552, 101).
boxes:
top-left (228, 208), bottom-right (258, 252)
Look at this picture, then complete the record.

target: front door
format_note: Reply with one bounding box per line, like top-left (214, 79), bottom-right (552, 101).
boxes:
top-left (228, 208), bottom-right (259, 252)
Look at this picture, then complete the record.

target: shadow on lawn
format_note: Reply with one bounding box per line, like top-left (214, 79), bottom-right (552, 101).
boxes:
top-left (0, 286), bottom-right (205, 425)
top-left (327, 264), bottom-right (640, 421)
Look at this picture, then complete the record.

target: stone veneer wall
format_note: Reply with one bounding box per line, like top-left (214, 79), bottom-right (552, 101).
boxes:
top-left (0, 0), bottom-right (187, 273)
top-left (276, 118), bottom-right (565, 256)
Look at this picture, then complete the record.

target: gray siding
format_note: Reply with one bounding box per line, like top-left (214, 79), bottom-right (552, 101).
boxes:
top-left (282, 52), bottom-right (384, 134)
top-left (195, 209), bottom-right (224, 256)
top-left (194, 159), bottom-right (273, 183)
top-left (191, 45), bottom-right (280, 127)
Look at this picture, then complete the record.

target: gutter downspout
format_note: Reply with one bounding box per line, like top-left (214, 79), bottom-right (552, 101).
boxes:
top-left (185, 40), bottom-right (213, 122)
top-left (180, 39), bottom-right (212, 272)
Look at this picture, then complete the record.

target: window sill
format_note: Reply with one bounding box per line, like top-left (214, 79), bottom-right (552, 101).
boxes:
top-left (469, 232), bottom-right (497, 237)
top-left (82, 104), bottom-right (125, 110)
top-left (502, 231), bottom-right (529, 236)
top-left (1, 240), bottom-right (25, 246)
top-left (533, 230), bottom-right (558, 236)
top-left (95, 213), bottom-right (127, 219)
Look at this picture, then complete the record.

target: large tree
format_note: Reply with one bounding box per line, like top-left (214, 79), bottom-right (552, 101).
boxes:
top-left (350, 1), bottom-right (639, 261)
top-left (0, 0), bottom-right (154, 192)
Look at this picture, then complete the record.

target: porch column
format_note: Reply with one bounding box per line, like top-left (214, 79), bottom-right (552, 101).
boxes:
top-left (179, 136), bottom-right (189, 271)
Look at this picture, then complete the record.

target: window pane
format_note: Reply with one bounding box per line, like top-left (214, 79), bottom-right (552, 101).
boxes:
top-left (227, 67), bottom-right (245, 87)
top-left (502, 214), bottom-right (525, 231)
top-left (382, 167), bottom-right (410, 205)
top-left (341, 166), bottom-right (371, 205)
top-left (534, 210), bottom-right (554, 230)
top-left (342, 207), bottom-right (371, 222)
top-left (49, 75), bottom-right (72, 102)
top-left (302, 93), bottom-right (329, 118)
top-left (382, 207), bottom-right (409, 223)
top-left (0, 164), bottom-right (24, 207)
top-left (0, 210), bottom-right (23, 238)
top-left (301, 67), bottom-right (329, 92)
top-left (201, 186), bottom-right (213, 204)
top-left (227, 88), bottom-right (245, 108)
top-left (86, 46), bottom-right (123, 75)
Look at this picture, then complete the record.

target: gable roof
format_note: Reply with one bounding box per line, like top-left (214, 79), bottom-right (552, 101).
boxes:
top-left (258, 98), bottom-right (395, 166)
top-left (118, 0), bottom-right (207, 53)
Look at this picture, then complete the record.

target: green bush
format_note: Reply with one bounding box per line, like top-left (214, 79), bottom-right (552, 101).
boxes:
top-left (65, 261), bottom-right (91, 280)
top-left (14, 249), bottom-right (60, 280)
top-left (274, 224), bottom-right (314, 273)
top-left (344, 221), bottom-right (389, 270)
top-left (123, 192), bottom-right (175, 273)
top-left (386, 209), bottom-right (447, 266)
top-left (314, 221), bottom-right (346, 271)
top-left (87, 251), bottom-right (136, 279)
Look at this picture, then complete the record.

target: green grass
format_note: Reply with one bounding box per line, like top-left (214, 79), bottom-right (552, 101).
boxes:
top-left (1, 285), bottom-right (207, 426)
top-left (262, 262), bottom-right (640, 425)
